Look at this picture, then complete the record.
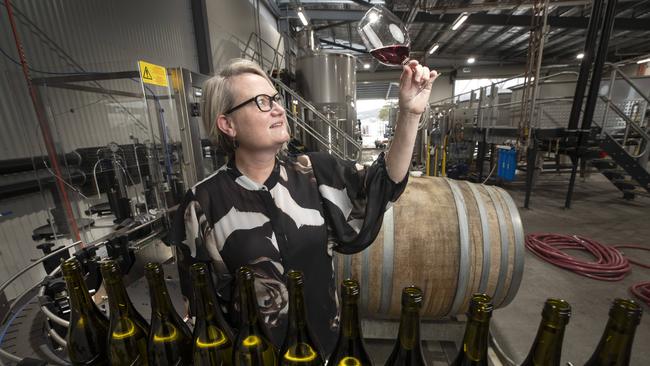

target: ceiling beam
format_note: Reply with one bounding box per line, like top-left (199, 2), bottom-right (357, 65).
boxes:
top-left (313, 20), bottom-right (355, 31)
top-left (319, 38), bottom-right (368, 53)
top-left (293, 10), bottom-right (650, 31)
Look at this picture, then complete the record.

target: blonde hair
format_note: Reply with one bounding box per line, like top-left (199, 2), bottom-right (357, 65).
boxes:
top-left (201, 58), bottom-right (274, 156)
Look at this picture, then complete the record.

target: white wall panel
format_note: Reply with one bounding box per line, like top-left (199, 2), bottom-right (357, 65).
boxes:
top-left (0, 0), bottom-right (198, 159)
top-left (206, 0), bottom-right (285, 71)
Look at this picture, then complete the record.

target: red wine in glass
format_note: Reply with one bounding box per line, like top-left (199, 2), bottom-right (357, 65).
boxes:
top-left (370, 45), bottom-right (410, 66)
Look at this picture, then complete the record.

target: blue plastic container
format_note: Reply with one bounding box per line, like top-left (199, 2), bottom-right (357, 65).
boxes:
top-left (497, 147), bottom-right (517, 181)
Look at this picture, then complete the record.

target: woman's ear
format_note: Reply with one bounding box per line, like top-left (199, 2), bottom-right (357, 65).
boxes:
top-left (217, 115), bottom-right (236, 138)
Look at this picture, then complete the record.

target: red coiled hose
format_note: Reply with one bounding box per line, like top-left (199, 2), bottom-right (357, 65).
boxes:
top-left (630, 282), bottom-right (650, 306)
top-left (526, 234), bottom-right (650, 304)
top-left (525, 233), bottom-right (631, 281)
top-left (613, 245), bottom-right (650, 306)
top-left (612, 245), bottom-right (650, 269)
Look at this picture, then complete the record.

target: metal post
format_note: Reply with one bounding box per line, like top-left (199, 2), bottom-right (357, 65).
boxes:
top-left (524, 142), bottom-right (538, 209)
top-left (525, 0), bottom-right (550, 149)
top-left (581, 0), bottom-right (618, 133)
top-left (567, 0), bottom-right (605, 131)
top-left (476, 129), bottom-right (487, 182)
top-left (565, 155), bottom-right (579, 208)
top-left (190, 0), bottom-right (213, 75)
top-left (565, 0), bottom-right (609, 208)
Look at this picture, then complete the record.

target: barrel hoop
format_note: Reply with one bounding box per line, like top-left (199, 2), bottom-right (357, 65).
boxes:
top-left (446, 178), bottom-right (470, 316)
top-left (466, 181), bottom-right (491, 294)
top-left (378, 205), bottom-right (395, 314)
top-left (361, 246), bottom-right (371, 308)
top-left (485, 185), bottom-right (509, 305)
top-left (496, 187), bottom-right (525, 307)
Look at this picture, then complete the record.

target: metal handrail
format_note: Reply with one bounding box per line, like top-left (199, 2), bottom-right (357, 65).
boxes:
top-left (237, 34), bottom-right (359, 160)
top-left (0, 240), bottom-right (82, 301)
top-left (598, 96), bottom-right (650, 159)
top-left (286, 114), bottom-right (348, 160)
top-left (431, 71), bottom-right (579, 105)
top-left (611, 65), bottom-right (650, 105)
top-left (274, 78), bottom-right (362, 155)
top-left (243, 32), bottom-right (285, 72)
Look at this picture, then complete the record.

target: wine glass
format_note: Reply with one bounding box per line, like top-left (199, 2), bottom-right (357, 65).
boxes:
top-left (357, 5), bottom-right (411, 67)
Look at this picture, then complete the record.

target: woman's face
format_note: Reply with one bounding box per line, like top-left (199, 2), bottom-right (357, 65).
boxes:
top-left (223, 73), bottom-right (289, 153)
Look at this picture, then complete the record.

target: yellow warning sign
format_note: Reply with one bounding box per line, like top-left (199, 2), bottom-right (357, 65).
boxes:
top-left (138, 60), bottom-right (168, 87)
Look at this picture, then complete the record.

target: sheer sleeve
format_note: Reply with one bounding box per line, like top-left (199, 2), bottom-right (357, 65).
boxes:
top-left (306, 151), bottom-right (408, 254)
top-left (167, 190), bottom-right (233, 303)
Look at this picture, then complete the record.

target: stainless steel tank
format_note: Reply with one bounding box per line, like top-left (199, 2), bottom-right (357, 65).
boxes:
top-left (296, 53), bottom-right (356, 105)
top-left (295, 53), bottom-right (358, 158)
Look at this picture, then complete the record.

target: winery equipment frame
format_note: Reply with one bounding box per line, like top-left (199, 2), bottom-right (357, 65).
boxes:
top-left (0, 215), bottom-right (172, 364)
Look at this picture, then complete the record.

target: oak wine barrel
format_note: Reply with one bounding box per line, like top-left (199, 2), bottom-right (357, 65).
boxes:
top-left (334, 177), bottom-right (524, 319)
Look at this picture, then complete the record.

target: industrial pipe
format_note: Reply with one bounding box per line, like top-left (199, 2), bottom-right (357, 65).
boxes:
top-left (0, 152), bottom-right (81, 175)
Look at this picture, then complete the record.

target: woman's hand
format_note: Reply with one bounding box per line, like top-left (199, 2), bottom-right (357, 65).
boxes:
top-left (398, 60), bottom-right (439, 115)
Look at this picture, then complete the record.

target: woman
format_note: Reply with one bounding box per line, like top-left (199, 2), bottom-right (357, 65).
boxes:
top-left (170, 58), bottom-right (438, 354)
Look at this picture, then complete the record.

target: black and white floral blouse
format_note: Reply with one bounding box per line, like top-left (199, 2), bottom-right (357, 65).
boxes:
top-left (169, 151), bottom-right (407, 355)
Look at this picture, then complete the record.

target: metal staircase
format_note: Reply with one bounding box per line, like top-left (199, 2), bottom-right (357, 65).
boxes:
top-left (588, 66), bottom-right (650, 199)
top-left (239, 32), bottom-right (361, 161)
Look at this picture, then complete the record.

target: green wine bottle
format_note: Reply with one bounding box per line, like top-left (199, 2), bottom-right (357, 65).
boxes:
top-left (62, 258), bottom-right (109, 366)
top-left (279, 270), bottom-right (324, 366)
top-left (520, 298), bottom-right (571, 366)
top-left (145, 262), bottom-right (193, 365)
top-left (233, 266), bottom-right (278, 366)
top-left (101, 260), bottom-right (149, 365)
top-left (191, 263), bottom-right (235, 366)
top-left (327, 279), bottom-right (373, 366)
top-left (450, 294), bottom-right (493, 366)
top-left (384, 286), bottom-right (427, 366)
top-left (584, 298), bottom-right (643, 366)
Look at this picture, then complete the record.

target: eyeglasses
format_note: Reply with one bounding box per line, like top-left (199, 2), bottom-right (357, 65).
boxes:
top-left (224, 93), bottom-right (284, 114)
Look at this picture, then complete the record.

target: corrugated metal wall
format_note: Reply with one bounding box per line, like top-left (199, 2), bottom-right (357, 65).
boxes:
top-left (0, 0), bottom-right (200, 299)
top-left (0, 0), bottom-right (198, 159)
top-left (0, 0), bottom-right (286, 301)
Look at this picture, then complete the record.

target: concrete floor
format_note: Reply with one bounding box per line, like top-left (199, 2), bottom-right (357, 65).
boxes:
top-left (491, 172), bottom-right (650, 365)
top-left (360, 170), bottom-right (650, 366)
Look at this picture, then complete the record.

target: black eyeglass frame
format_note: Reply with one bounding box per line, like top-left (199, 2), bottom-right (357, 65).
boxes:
top-left (224, 93), bottom-right (283, 115)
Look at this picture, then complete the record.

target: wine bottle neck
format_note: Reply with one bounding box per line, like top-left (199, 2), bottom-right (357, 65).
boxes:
top-left (104, 277), bottom-right (133, 316)
top-left (148, 275), bottom-right (175, 316)
top-left (523, 320), bottom-right (567, 365)
top-left (195, 280), bottom-right (217, 319)
top-left (240, 279), bottom-right (261, 325)
top-left (459, 318), bottom-right (490, 361)
top-left (65, 274), bottom-right (95, 314)
top-left (588, 319), bottom-right (638, 364)
top-left (396, 307), bottom-right (421, 351)
top-left (287, 284), bottom-right (308, 330)
top-left (340, 300), bottom-right (362, 339)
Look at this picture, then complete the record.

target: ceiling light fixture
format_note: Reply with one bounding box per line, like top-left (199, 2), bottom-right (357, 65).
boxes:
top-left (363, 63), bottom-right (371, 69)
top-left (636, 57), bottom-right (650, 64)
top-left (576, 53), bottom-right (584, 59)
top-left (451, 12), bottom-right (469, 31)
top-left (428, 43), bottom-right (440, 54)
top-left (467, 57), bottom-right (475, 64)
top-left (297, 7), bottom-right (309, 26)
